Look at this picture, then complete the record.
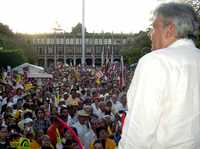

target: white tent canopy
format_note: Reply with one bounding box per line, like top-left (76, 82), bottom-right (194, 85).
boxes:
top-left (12, 63), bottom-right (53, 79)
top-left (12, 63), bottom-right (44, 74)
top-left (27, 72), bottom-right (53, 79)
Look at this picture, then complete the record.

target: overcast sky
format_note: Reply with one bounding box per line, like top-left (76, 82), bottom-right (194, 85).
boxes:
top-left (0, 0), bottom-right (165, 34)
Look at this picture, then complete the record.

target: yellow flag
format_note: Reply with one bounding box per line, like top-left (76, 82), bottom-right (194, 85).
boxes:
top-left (24, 83), bottom-right (33, 91)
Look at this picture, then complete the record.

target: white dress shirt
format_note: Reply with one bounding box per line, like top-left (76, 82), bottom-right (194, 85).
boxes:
top-left (83, 129), bottom-right (96, 149)
top-left (119, 39), bottom-right (200, 149)
top-left (73, 121), bottom-right (90, 145)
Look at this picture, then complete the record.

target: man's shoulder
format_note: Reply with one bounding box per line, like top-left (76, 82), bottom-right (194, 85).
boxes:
top-left (139, 50), bottom-right (165, 64)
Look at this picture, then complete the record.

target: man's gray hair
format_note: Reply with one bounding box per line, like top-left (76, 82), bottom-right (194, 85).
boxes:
top-left (153, 2), bottom-right (199, 39)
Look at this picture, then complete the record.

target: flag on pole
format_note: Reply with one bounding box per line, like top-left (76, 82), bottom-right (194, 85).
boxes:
top-left (91, 48), bottom-right (95, 67)
top-left (101, 47), bottom-right (104, 66)
top-left (119, 56), bottom-right (125, 89)
top-left (95, 70), bottom-right (104, 79)
top-left (104, 47), bottom-right (110, 75)
top-left (111, 46), bottom-right (114, 64)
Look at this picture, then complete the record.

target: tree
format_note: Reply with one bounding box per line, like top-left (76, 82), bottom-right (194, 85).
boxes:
top-left (0, 49), bottom-right (27, 67)
top-left (15, 33), bottom-right (36, 64)
top-left (120, 48), bottom-right (142, 64)
top-left (182, 0), bottom-right (200, 14)
top-left (120, 31), bottom-right (151, 64)
top-left (0, 22), bottom-right (28, 67)
top-left (158, 0), bottom-right (200, 15)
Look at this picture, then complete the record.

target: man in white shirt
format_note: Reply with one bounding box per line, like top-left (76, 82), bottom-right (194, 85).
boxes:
top-left (73, 109), bottom-right (91, 145)
top-left (83, 117), bottom-right (97, 149)
top-left (110, 93), bottom-right (123, 114)
top-left (119, 2), bottom-right (200, 149)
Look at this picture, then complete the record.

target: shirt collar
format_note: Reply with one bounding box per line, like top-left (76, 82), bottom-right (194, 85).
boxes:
top-left (168, 39), bottom-right (195, 48)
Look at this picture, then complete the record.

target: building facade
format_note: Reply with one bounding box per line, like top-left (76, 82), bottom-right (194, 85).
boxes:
top-left (32, 31), bottom-right (133, 68)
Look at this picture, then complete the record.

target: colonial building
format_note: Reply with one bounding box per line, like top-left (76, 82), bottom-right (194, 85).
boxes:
top-left (32, 24), bottom-right (134, 68)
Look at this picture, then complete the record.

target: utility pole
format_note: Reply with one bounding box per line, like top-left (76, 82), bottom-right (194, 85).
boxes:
top-left (81, 0), bottom-right (85, 66)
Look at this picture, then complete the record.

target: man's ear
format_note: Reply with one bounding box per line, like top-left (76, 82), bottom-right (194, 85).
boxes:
top-left (166, 23), bottom-right (176, 39)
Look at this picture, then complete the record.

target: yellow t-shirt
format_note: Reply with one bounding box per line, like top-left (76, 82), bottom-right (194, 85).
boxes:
top-left (89, 138), bottom-right (116, 149)
top-left (30, 139), bottom-right (40, 149)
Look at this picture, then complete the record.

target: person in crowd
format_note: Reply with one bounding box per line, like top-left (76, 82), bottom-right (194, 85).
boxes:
top-left (110, 94), bottom-right (123, 114)
top-left (59, 104), bottom-right (72, 126)
top-left (33, 108), bottom-right (51, 134)
top-left (67, 101), bottom-right (79, 126)
top-left (0, 49), bottom-right (131, 148)
top-left (118, 94), bottom-right (127, 112)
top-left (73, 109), bottom-right (91, 145)
top-left (119, 2), bottom-right (200, 149)
top-left (47, 115), bottom-right (64, 148)
top-left (93, 139), bottom-right (105, 149)
top-left (0, 125), bottom-right (9, 148)
top-left (91, 95), bottom-right (103, 118)
top-left (67, 88), bottom-right (81, 106)
top-left (40, 135), bottom-right (54, 149)
top-left (90, 126), bottom-right (116, 149)
top-left (83, 117), bottom-right (98, 149)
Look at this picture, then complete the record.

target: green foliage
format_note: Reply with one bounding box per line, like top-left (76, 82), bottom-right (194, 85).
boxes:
top-left (0, 49), bottom-right (27, 67)
top-left (120, 31), bottom-right (151, 64)
top-left (120, 48), bottom-right (142, 64)
top-left (0, 22), bottom-right (29, 67)
top-left (15, 33), bottom-right (36, 64)
top-left (182, 0), bottom-right (200, 15)
top-left (0, 23), bottom-right (16, 50)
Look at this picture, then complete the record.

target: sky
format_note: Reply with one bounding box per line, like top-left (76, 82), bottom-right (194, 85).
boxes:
top-left (0, 0), bottom-right (164, 34)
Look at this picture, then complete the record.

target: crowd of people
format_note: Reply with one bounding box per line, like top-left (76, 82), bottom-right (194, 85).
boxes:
top-left (0, 62), bottom-right (132, 149)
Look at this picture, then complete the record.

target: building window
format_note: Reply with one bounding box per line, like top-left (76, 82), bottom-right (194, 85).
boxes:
top-left (66, 39), bottom-right (69, 45)
top-left (122, 39), bottom-right (127, 44)
top-left (33, 39), bottom-right (36, 44)
top-left (89, 39), bottom-right (94, 45)
top-left (57, 46), bottom-right (64, 55)
top-left (116, 39), bottom-right (121, 44)
top-left (76, 46), bottom-right (81, 54)
top-left (65, 48), bottom-right (73, 55)
top-left (56, 38), bottom-right (60, 44)
top-left (70, 38), bottom-right (74, 45)
top-left (38, 47), bottom-right (44, 55)
top-left (86, 47), bottom-right (92, 55)
top-left (60, 38), bottom-right (64, 44)
top-left (46, 38), bottom-right (50, 44)
top-left (108, 39), bottom-right (112, 44)
top-left (41, 39), bottom-right (45, 44)
top-left (95, 39), bottom-right (98, 45)
top-left (37, 39), bottom-right (41, 44)
top-left (85, 38), bottom-right (89, 45)
top-left (99, 39), bottom-right (102, 45)
top-left (103, 39), bottom-right (108, 44)
top-left (50, 39), bottom-right (54, 44)
top-left (95, 46), bottom-right (101, 54)
top-left (47, 46), bottom-right (54, 55)
top-left (76, 38), bottom-right (80, 45)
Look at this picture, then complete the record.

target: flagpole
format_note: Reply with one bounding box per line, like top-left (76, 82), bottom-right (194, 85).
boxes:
top-left (81, 0), bottom-right (85, 66)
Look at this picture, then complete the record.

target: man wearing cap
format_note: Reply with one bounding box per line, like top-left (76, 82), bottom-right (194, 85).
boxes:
top-left (72, 109), bottom-right (91, 145)
top-left (67, 101), bottom-right (79, 126)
